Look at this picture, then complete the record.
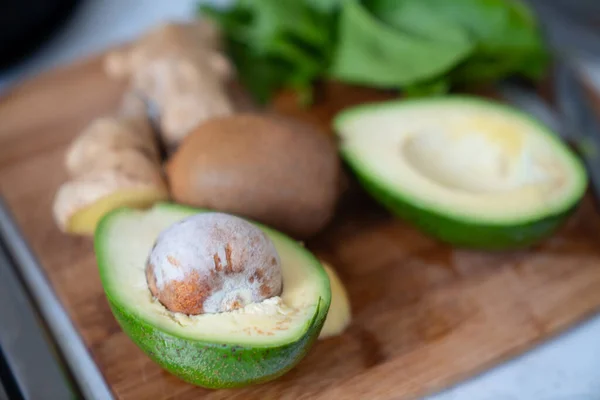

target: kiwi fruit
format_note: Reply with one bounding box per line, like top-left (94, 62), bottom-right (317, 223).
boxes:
top-left (166, 114), bottom-right (341, 238)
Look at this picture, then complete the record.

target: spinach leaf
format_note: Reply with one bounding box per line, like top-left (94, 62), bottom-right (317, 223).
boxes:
top-left (303, 0), bottom-right (350, 13)
top-left (366, 0), bottom-right (471, 46)
top-left (419, 0), bottom-right (549, 83)
top-left (200, 0), bottom-right (549, 104)
top-left (329, 0), bottom-right (473, 87)
top-left (201, 0), bottom-right (334, 103)
top-left (225, 40), bottom-right (291, 104)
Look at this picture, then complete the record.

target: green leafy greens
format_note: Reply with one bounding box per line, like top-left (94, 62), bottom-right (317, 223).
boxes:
top-left (200, 0), bottom-right (549, 104)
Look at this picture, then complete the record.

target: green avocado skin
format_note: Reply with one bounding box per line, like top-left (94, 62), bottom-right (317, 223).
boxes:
top-left (95, 203), bottom-right (331, 389)
top-left (107, 297), bottom-right (327, 389)
top-left (351, 168), bottom-right (573, 250)
top-left (335, 96), bottom-right (587, 250)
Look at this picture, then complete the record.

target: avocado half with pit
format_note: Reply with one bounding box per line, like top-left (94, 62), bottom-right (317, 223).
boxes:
top-left (335, 96), bottom-right (588, 249)
top-left (94, 203), bottom-right (331, 388)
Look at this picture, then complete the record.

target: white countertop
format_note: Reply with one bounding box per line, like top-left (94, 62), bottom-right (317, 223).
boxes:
top-left (2, 1), bottom-right (600, 399)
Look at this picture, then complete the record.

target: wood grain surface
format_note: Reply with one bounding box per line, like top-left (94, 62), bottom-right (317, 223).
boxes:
top-left (2, 55), bottom-right (600, 400)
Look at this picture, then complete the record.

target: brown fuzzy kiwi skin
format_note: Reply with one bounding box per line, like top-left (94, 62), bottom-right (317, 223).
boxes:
top-left (166, 114), bottom-right (341, 239)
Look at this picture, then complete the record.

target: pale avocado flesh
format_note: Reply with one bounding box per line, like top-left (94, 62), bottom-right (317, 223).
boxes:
top-left (94, 203), bottom-right (331, 388)
top-left (335, 96), bottom-right (587, 249)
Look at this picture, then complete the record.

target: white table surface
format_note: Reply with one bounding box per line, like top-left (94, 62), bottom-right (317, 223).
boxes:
top-left (2, 1), bottom-right (600, 399)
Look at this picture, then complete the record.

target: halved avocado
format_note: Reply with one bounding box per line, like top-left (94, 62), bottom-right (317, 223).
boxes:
top-left (94, 203), bottom-right (331, 388)
top-left (335, 96), bottom-right (588, 249)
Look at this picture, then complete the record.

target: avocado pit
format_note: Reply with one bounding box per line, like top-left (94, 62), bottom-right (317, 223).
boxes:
top-left (145, 212), bottom-right (283, 315)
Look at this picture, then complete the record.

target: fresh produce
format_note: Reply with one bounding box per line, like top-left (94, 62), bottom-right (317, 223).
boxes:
top-left (65, 116), bottom-right (160, 177)
top-left (53, 110), bottom-right (168, 235)
top-left (201, 0), bottom-right (549, 103)
top-left (94, 203), bottom-right (331, 388)
top-left (166, 114), bottom-right (341, 239)
top-left (318, 261), bottom-right (351, 339)
top-left (53, 172), bottom-right (168, 235)
top-left (104, 21), bottom-right (235, 150)
top-left (146, 212), bottom-right (283, 315)
top-left (334, 96), bottom-right (588, 249)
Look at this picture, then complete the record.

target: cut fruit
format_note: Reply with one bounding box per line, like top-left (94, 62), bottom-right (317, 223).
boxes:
top-left (67, 188), bottom-right (168, 235)
top-left (319, 261), bottom-right (351, 339)
top-left (335, 96), bottom-right (588, 249)
top-left (53, 170), bottom-right (169, 235)
top-left (94, 203), bottom-right (331, 388)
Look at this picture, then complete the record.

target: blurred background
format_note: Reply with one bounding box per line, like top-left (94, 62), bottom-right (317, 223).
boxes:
top-left (0, 0), bottom-right (599, 92)
top-left (0, 0), bottom-right (201, 91)
top-left (1, 0), bottom-right (600, 93)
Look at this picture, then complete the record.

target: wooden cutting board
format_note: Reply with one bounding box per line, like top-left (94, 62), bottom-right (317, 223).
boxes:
top-left (2, 54), bottom-right (600, 400)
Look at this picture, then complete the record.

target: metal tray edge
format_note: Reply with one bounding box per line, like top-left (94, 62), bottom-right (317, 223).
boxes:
top-left (0, 197), bottom-right (114, 400)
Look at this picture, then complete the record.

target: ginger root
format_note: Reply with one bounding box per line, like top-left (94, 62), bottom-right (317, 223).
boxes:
top-left (104, 21), bottom-right (231, 81)
top-left (104, 20), bottom-right (235, 150)
top-left (65, 116), bottom-right (159, 177)
top-left (53, 108), bottom-right (168, 235)
top-left (53, 171), bottom-right (168, 235)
